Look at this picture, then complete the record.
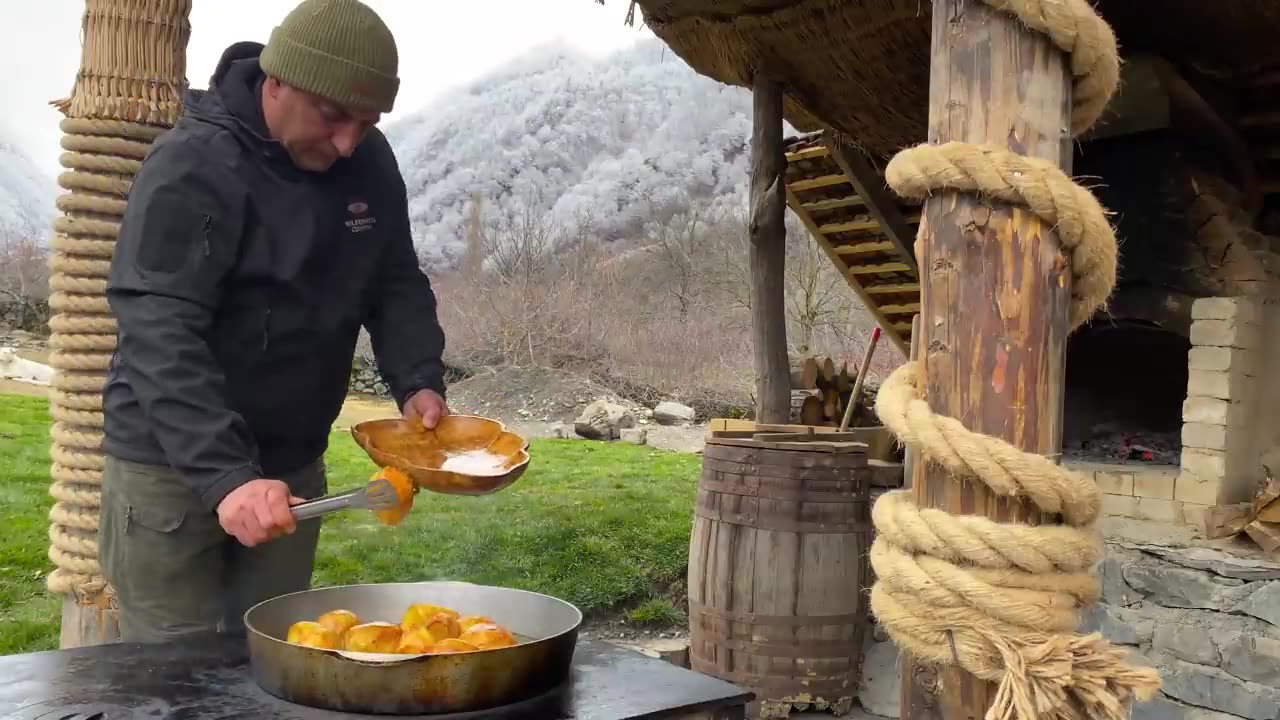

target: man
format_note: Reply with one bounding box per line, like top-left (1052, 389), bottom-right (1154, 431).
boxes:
top-left (99, 0), bottom-right (447, 643)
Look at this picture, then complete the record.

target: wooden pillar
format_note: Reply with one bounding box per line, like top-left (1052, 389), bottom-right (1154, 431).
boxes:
top-left (47, 0), bottom-right (191, 648)
top-left (748, 70), bottom-right (791, 424)
top-left (899, 1), bottom-right (1073, 718)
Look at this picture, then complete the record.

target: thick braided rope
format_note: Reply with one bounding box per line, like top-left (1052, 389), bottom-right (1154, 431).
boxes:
top-left (870, 2), bottom-right (1159, 720)
top-left (46, 116), bottom-right (169, 598)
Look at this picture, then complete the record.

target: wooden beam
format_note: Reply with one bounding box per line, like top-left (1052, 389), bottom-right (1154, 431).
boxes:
top-left (749, 70), bottom-right (791, 424)
top-left (899, 2), bottom-right (1073, 719)
top-left (826, 131), bottom-right (920, 274)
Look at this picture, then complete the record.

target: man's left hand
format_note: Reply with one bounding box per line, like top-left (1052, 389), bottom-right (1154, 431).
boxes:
top-left (403, 389), bottom-right (449, 429)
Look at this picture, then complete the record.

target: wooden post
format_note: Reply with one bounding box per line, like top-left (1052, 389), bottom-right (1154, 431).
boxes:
top-left (899, 2), bottom-right (1073, 719)
top-left (748, 69), bottom-right (791, 424)
top-left (48, 0), bottom-right (191, 648)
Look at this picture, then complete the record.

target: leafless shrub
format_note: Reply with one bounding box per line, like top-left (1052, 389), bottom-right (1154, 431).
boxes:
top-left (0, 231), bottom-right (50, 332)
top-left (408, 193), bottom-right (899, 416)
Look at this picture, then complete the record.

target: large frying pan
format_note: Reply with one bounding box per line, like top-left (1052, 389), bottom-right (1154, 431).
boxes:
top-left (244, 581), bottom-right (582, 714)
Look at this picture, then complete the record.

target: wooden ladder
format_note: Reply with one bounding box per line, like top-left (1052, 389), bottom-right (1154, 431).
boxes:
top-left (783, 129), bottom-right (922, 354)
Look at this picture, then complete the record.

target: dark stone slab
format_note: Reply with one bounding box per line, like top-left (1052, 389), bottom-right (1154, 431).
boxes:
top-left (0, 637), bottom-right (750, 719)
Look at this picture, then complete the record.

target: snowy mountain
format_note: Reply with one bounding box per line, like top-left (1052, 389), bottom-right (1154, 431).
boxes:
top-left (386, 40), bottom-right (790, 269)
top-left (0, 127), bottom-right (56, 242)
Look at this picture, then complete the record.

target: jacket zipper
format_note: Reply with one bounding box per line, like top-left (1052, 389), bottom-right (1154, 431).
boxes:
top-left (262, 307), bottom-right (272, 351)
top-left (201, 214), bottom-right (212, 257)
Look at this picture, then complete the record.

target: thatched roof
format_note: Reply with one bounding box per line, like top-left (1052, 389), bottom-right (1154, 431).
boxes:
top-left (616, 0), bottom-right (1280, 159)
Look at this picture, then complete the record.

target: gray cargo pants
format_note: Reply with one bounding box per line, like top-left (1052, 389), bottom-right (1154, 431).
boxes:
top-left (98, 454), bottom-right (328, 643)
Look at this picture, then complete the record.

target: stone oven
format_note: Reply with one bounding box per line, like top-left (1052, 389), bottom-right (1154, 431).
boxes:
top-left (1060, 60), bottom-right (1280, 528)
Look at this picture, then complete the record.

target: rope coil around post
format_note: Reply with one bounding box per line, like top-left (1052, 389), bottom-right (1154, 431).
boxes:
top-left (45, 116), bottom-right (149, 597)
top-left (869, 1), bottom-right (1161, 719)
top-left (44, 0), bottom-right (191, 610)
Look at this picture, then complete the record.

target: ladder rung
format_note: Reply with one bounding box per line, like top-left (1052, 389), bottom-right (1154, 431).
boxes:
top-left (786, 145), bottom-right (830, 162)
top-left (849, 262), bottom-right (911, 276)
top-left (864, 283), bottom-right (921, 295)
top-left (835, 240), bottom-right (895, 256)
top-left (789, 174), bottom-right (849, 192)
top-left (800, 196), bottom-right (864, 212)
top-left (821, 219), bottom-right (881, 235)
top-left (878, 303), bottom-right (921, 315)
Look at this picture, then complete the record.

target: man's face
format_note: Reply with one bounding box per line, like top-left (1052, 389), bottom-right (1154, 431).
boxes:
top-left (262, 77), bottom-right (382, 172)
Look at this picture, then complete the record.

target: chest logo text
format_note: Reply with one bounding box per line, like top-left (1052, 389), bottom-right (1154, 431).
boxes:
top-left (345, 200), bottom-right (376, 234)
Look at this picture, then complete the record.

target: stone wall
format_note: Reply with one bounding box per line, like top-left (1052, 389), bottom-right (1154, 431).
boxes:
top-left (856, 540), bottom-right (1280, 720)
top-left (350, 363), bottom-right (390, 397)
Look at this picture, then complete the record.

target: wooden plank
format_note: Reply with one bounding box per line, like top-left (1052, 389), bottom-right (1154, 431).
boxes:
top-left (800, 196), bottom-right (865, 212)
top-left (755, 431), bottom-right (863, 442)
top-left (899, 1), bottom-right (1073, 719)
top-left (785, 145), bottom-right (830, 162)
top-left (820, 218), bottom-right (883, 235)
top-left (849, 262), bottom-right (912, 275)
top-left (863, 282), bottom-right (921, 295)
top-left (749, 71), bottom-right (792, 424)
top-left (823, 215), bottom-right (923, 236)
top-left (878, 302), bottom-right (922, 315)
top-left (869, 459), bottom-right (906, 488)
top-left (787, 174), bottom-right (849, 192)
top-left (826, 131), bottom-right (921, 274)
top-left (786, 185), bottom-right (910, 355)
top-left (835, 240), bottom-right (895, 257)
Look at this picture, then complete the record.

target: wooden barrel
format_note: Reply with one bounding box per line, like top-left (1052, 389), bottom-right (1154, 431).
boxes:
top-left (687, 436), bottom-right (873, 712)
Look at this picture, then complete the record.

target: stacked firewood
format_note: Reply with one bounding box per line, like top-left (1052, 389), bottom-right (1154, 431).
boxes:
top-left (788, 356), bottom-right (872, 427)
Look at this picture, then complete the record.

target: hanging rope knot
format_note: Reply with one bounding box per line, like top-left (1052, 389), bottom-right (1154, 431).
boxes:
top-left (871, 1), bottom-right (1161, 719)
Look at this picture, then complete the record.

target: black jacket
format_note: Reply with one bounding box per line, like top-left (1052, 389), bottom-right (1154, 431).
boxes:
top-left (103, 41), bottom-right (446, 511)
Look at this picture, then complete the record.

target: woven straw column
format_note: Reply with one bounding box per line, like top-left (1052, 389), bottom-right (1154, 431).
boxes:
top-left (46, 0), bottom-right (191, 648)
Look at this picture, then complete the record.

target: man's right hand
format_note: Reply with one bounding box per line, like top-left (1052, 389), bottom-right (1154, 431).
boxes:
top-left (217, 478), bottom-right (304, 547)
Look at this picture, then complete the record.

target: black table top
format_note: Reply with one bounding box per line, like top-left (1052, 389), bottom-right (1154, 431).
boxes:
top-left (0, 637), bottom-right (750, 719)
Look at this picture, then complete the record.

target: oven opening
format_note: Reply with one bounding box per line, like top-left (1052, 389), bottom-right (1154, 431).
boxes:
top-left (1062, 321), bottom-right (1188, 465)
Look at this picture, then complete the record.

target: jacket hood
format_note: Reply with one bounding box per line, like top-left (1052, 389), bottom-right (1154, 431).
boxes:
top-left (184, 41), bottom-right (294, 166)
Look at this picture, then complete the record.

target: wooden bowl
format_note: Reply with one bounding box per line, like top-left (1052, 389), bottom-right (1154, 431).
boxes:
top-left (351, 415), bottom-right (530, 496)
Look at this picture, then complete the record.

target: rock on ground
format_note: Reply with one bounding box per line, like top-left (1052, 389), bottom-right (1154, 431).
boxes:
top-left (654, 401), bottom-right (696, 426)
top-left (574, 398), bottom-right (637, 440)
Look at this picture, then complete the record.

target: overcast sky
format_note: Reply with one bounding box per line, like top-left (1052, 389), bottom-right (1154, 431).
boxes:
top-left (1, 1), bottom-right (651, 178)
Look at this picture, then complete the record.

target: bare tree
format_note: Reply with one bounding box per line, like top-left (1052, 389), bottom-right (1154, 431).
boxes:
top-left (0, 230), bottom-right (50, 331)
top-left (637, 192), bottom-right (721, 319)
top-left (783, 213), bottom-right (860, 355)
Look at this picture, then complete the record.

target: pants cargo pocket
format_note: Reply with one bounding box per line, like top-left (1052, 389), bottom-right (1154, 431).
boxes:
top-left (100, 456), bottom-right (226, 643)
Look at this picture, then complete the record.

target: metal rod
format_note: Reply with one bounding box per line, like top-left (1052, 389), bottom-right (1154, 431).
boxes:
top-left (290, 489), bottom-right (361, 521)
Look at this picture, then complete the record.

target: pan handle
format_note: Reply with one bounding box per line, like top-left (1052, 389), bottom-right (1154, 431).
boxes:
top-left (291, 490), bottom-right (360, 521)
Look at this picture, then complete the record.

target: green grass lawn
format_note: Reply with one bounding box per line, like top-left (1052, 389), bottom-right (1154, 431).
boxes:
top-left (0, 393), bottom-right (698, 655)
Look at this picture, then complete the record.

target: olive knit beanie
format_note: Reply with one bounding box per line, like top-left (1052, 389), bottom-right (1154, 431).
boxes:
top-left (259, 0), bottom-right (400, 113)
